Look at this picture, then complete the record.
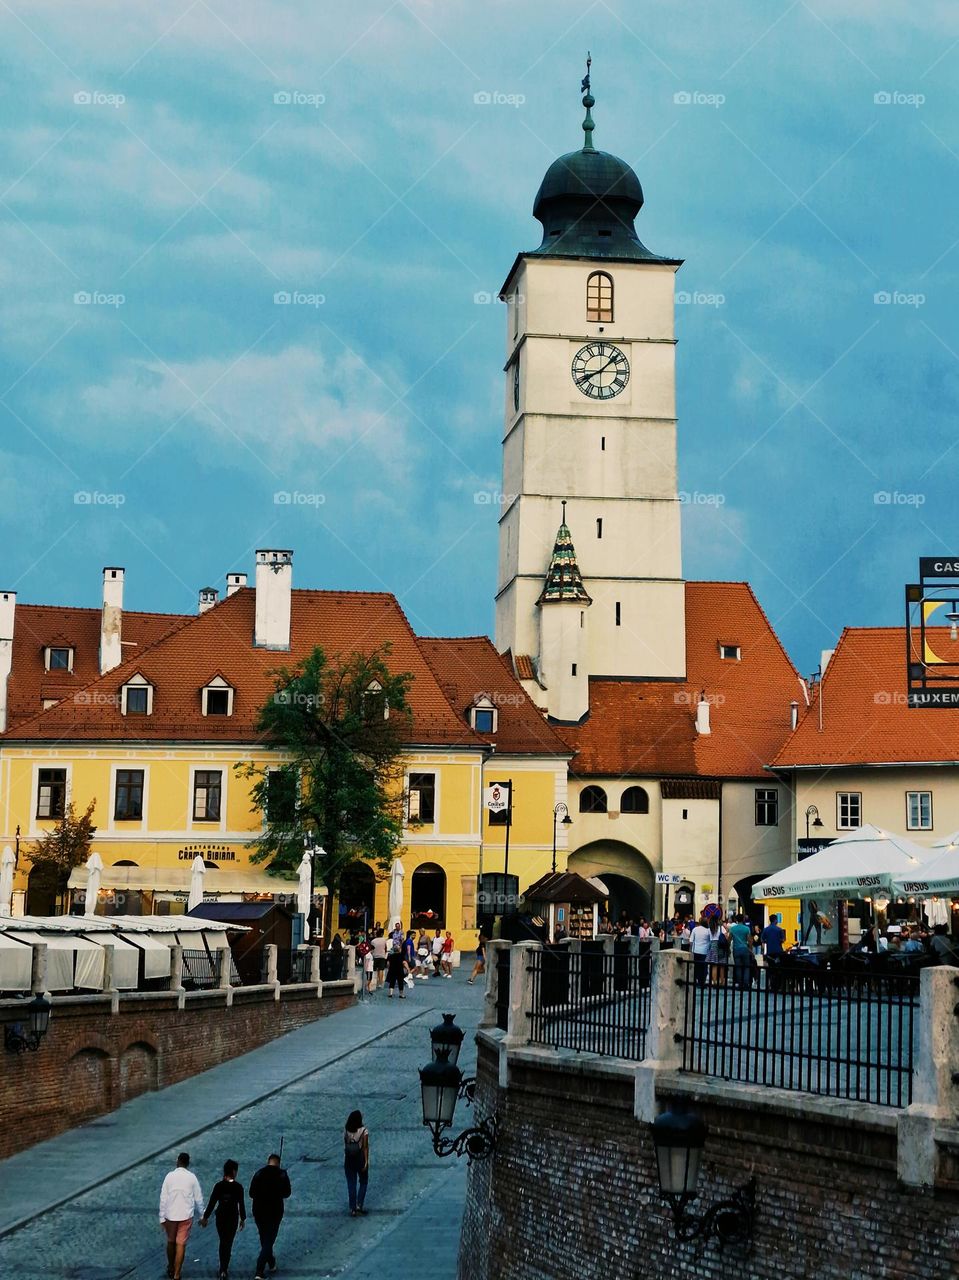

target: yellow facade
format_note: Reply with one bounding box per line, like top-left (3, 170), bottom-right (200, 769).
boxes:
top-left (1, 741), bottom-right (569, 948)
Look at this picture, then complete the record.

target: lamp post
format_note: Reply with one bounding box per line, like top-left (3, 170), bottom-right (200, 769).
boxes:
top-left (4, 994), bottom-right (52, 1054)
top-left (804, 805), bottom-right (824, 840)
top-left (419, 1014), bottom-right (496, 1162)
top-left (650, 1108), bottom-right (755, 1247)
top-left (551, 803), bottom-right (573, 876)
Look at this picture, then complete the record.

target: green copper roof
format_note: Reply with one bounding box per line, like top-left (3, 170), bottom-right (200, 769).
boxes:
top-left (527, 59), bottom-right (678, 264)
top-left (538, 507), bottom-right (592, 605)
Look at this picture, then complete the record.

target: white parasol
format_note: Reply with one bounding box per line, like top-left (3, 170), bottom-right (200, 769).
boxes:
top-left (893, 834), bottom-right (959, 898)
top-left (388, 857), bottom-right (405, 929)
top-left (187, 855), bottom-right (206, 911)
top-left (755, 824), bottom-right (927, 900)
top-left (83, 851), bottom-right (104, 918)
top-left (0, 845), bottom-right (15, 917)
top-left (297, 852), bottom-right (313, 940)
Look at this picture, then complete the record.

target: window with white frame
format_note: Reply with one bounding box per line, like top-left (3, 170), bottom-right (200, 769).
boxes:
top-left (836, 791), bottom-right (862, 830)
top-left (408, 773), bottom-right (435, 823)
top-left (906, 790), bottom-right (933, 831)
top-left (469, 696), bottom-right (497, 734)
top-left (202, 677), bottom-right (234, 717)
top-left (37, 767), bottom-right (67, 819)
top-left (719, 644), bottom-right (741, 661)
top-left (115, 769), bottom-right (144, 820)
top-left (122, 674), bottom-right (153, 716)
top-left (362, 680), bottom-right (389, 721)
top-left (755, 788), bottom-right (779, 826)
top-left (193, 770), bottom-right (222, 822)
top-left (45, 646), bottom-right (74, 672)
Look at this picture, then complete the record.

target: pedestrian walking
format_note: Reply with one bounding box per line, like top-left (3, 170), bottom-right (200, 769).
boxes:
top-left (159, 1152), bottom-right (205, 1280)
top-left (689, 916), bottom-right (711, 987)
top-left (249, 1153), bottom-right (291, 1280)
top-left (386, 943), bottom-right (410, 997)
top-left (468, 930), bottom-right (487, 984)
top-left (441, 930), bottom-right (455, 977)
top-left (343, 1110), bottom-right (370, 1216)
top-left (200, 1160), bottom-right (246, 1280)
top-left (371, 929), bottom-right (389, 989)
top-left (402, 929), bottom-right (417, 971)
top-left (728, 913), bottom-right (753, 989)
top-left (430, 928), bottom-right (444, 976)
top-left (706, 916), bottom-right (729, 985)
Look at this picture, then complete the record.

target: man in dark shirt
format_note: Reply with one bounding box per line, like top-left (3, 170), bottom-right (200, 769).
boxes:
top-left (249, 1154), bottom-right (292, 1280)
top-left (761, 913), bottom-right (787, 959)
top-left (200, 1160), bottom-right (245, 1280)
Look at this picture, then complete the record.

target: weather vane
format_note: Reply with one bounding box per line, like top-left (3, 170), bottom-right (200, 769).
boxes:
top-left (581, 52), bottom-right (591, 95)
top-left (581, 52), bottom-right (595, 151)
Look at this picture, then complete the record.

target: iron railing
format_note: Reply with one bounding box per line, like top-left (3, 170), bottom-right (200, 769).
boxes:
top-left (527, 943), bottom-right (652, 1060)
top-left (495, 948), bottom-right (511, 1032)
top-left (680, 961), bottom-right (918, 1107)
top-left (181, 949), bottom-right (219, 990)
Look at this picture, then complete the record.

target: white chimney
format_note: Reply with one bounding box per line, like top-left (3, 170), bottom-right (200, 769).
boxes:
top-left (790, 700), bottom-right (799, 731)
top-left (254, 550), bottom-right (293, 649)
top-left (0, 591), bottom-right (15, 733)
top-left (695, 692), bottom-right (711, 735)
top-left (226, 572), bottom-right (247, 597)
top-left (198, 587), bottom-right (218, 614)
top-left (100, 567), bottom-right (124, 674)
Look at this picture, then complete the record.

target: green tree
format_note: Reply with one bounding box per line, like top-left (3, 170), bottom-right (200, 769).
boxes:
top-left (27, 799), bottom-right (97, 912)
top-left (238, 644), bottom-right (413, 911)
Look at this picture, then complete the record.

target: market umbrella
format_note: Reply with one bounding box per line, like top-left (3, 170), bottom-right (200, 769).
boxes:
top-left (297, 852), bottom-right (313, 941)
top-left (893, 835), bottom-right (959, 898)
top-left (0, 845), bottom-right (14, 917)
top-left (754, 825), bottom-right (928, 900)
top-left (83, 851), bottom-right (104, 917)
top-left (187, 855), bottom-right (206, 911)
top-left (388, 858), bottom-right (405, 929)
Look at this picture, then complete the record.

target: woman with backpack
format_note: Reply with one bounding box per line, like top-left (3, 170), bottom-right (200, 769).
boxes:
top-left (343, 1110), bottom-right (370, 1217)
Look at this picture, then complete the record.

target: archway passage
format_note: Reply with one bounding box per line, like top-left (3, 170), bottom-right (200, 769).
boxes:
top-left (26, 862), bottom-right (62, 916)
top-left (567, 840), bottom-right (655, 927)
top-left (733, 874), bottom-right (770, 930)
top-left (410, 862), bottom-right (447, 929)
top-left (338, 861), bottom-right (375, 936)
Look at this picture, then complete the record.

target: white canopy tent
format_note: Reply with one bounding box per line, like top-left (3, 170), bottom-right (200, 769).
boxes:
top-left (754, 825), bottom-right (929, 900)
top-left (1, 930), bottom-right (106, 990)
top-left (0, 933), bottom-right (32, 991)
top-left (892, 835), bottom-right (959, 897)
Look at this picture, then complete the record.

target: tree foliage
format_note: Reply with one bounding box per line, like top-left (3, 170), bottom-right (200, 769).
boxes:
top-left (237, 645), bottom-right (413, 894)
top-left (27, 799), bottom-right (97, 892)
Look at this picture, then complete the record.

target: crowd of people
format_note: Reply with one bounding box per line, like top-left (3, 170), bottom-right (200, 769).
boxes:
top-left (348, 922), bottom-right (457, 996)
top-left (157, 1114), bottom-right (373, 1280)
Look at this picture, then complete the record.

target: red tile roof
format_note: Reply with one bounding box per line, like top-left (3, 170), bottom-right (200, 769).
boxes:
top-left (4, 591), bottom-right (484, 748)
top-left (560, 582), bottom-right (802, 780)
top-left (417, 636), bottom-right (571, 757)
top-left (772, 626), bottom-right (959, 767)
top-left (5, 604), bottom-right (185, 728)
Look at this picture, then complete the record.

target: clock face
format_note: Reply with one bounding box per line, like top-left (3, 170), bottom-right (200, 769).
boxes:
top-left (512, 357), bottom-right (520, 411)
top-left (571, 342), bottom-right (630, 400)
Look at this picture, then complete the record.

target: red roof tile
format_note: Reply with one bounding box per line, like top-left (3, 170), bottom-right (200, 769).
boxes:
top-left (773, 626), bottom-right (959, 767)
top-left (417, 636), bottom-right (570, 757)
top-left (561, 582), bottom-right (802, 780)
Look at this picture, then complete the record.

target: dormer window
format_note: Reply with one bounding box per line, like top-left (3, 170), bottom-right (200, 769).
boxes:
top-left (202, 676), bottom-right (234, 717)
top-left (362, 680), bottom-right (389, 721)
top-left (45, 646), bottom-right (74, 672)
top-left (719, 644), bottom-right (741, 661)
top-left (122, 674), bottom-right (153, 716)
top-left (469, 695), bottom-right (498, 735)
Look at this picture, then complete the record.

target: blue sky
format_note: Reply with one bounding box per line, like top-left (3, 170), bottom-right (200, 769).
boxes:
top-left (2, 0), bottom-right (957, 679)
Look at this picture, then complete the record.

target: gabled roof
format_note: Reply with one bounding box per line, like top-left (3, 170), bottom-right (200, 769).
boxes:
top-left (772, 626), bottom-right (959, 768)
top-left (5, 604), bottom-right (186, 728)
top-left (560, 581), bottom-right (801, 780)
top-left (4, 590), bottom-right (485, 748)
top-left (416, 636), bottom-right (571, 757)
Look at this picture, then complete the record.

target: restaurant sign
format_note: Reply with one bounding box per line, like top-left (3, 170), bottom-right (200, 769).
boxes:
top-left (177, 844), bottom-right (238, 862)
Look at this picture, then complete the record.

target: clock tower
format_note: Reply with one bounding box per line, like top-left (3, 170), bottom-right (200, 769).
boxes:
top-left (495, 67), bottom-right (687, 720)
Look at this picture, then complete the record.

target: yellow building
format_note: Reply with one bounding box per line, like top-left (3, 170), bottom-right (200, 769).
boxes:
top-left (0, 558), bottom-right (570, 947)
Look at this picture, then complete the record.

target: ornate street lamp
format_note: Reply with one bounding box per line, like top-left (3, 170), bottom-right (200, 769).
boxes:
top-left (431, 1012), bottom-right (476, 1103)
top-left (417, 1039), bottom-right (494, 1162)
top-left (551, 803), bottom-right (573, 875)
top-left (650, 1109), bottom-right (755, 1247)
top-left (804, 805), bottom-right (824, 840)
top-left (4, 994), bottom-right (52, 1054)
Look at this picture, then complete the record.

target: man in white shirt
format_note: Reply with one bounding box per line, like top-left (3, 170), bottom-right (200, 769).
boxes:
top-left (159, 1152), bottom-right (205, 1280)
top-left (689, 918), bottom-right (711, 987)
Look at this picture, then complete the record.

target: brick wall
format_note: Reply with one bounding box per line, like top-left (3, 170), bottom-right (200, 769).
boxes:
top-left (458, 1039), bottom-right (959, 1280)
top-left (0, 984), bottom-right (354, 1160)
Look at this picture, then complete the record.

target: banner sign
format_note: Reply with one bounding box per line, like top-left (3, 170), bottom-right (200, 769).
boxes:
top-left (905, 559), bottom-right (959, 707)
top-left (485, 782), bottom-right (510, 814)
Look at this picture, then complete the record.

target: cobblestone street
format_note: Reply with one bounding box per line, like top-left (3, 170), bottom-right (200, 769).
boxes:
top-left (0, 973), bottom-right (483, 1279)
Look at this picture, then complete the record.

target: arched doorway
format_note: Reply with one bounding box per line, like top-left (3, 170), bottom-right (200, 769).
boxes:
top-left (567, 840), bottom-right (655, 926)
top-left (732, 874), bottom-right (769, 930)
top-left (410, 862), bottom-right (447, 929)
top-left (26, 861), bottom-right (62, 916)
top-left (338, 862), bottom-right (375, 936)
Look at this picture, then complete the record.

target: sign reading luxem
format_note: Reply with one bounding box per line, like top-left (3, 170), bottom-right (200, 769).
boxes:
top-left (905, 557), bottom-right (959, 708)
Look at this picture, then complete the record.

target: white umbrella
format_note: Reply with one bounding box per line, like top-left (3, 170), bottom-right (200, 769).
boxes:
top-left (388, 858), bottom-right (405, 929)
top-left (755, 824), bottom-right (927, 900)
top-left (297, 852), bottom-right (313, 941)
top-left (0, 846), bottom-right (14, 917)
top-left (187, 855), bottom-right (206, 911)
top-left (894, 836), bottom-right (959, 897)
top-left (83, 851), bottom-right (104, 918)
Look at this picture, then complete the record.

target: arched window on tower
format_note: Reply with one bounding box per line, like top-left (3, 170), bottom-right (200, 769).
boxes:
top-left (579, 785), bottom-right (608, 814)
top-left (621, 785), bottom-right (649, 815)
top-left (586, 271), bottom-right (613, 323)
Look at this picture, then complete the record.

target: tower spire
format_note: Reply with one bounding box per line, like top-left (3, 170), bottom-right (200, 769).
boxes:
top-left (538, 505), bottom-right (592, 604)
top-left (581, 52), bottom-right (595, 152)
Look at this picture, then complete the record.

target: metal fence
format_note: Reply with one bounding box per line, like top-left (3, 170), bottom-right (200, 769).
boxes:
top-left (527, 943), bottom-right (652, 1060)
top-left (495, 947), bottom-right (511, 1032)
top-left (680, 962), bottom-right (919, 1108)
top-left (181, 949), bottom-right (219, 990)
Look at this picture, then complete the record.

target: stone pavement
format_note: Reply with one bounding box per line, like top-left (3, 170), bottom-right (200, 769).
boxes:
top-left (0, 969), bottom-right (484, 1278)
